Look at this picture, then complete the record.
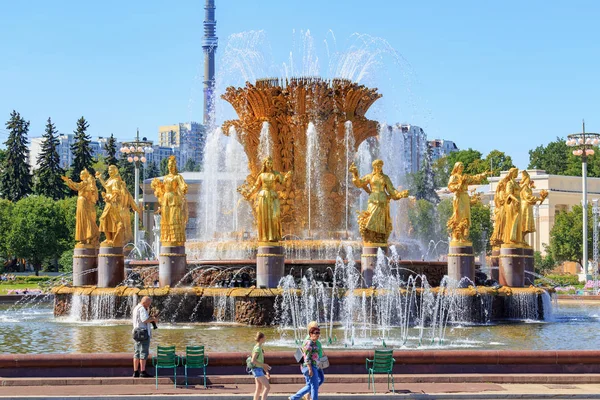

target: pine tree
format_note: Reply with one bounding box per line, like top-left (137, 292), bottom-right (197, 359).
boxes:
top-left (0, 110), bottom-right (32, 201)
top-left (118, 154), bottom-right (136, 196)
top-left (69, 117), bottom-right (93, 180)
top-left (145, 161), bottom-right (160, 179)
top-left (34, 118), bottom-right (65, 199)
top-left (104, 133), bottom-right (118, 167)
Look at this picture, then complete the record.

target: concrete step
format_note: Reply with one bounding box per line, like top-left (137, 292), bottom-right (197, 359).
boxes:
top-left (4, 374), bottom-right (600, 386)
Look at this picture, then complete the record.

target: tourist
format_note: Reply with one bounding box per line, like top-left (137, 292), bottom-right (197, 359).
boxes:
top-left (132, 296), bottom-right (157, 377)
top-left (297, 321), bottom-right (325, 400)
top-left (289, 326), bottom-right (322, 400)
top-left (250, 331), bottom-right (271, 400)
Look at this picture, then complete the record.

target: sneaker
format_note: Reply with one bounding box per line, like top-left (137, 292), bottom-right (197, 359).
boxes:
top-left (140, 371), bottom-right (153, 378)
top-left (133, 371), bottom-right (140, 378)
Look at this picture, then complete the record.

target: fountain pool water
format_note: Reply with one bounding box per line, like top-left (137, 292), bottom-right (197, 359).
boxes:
top-left (2, 301), bottom-right (599, 354)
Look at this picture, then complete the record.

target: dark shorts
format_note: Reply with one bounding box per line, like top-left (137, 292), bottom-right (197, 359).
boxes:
top-left (134, 338), bottom-right (150, 359)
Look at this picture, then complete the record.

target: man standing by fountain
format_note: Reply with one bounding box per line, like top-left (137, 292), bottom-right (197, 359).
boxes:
top-left (132, 296), bottom-right (157, 378)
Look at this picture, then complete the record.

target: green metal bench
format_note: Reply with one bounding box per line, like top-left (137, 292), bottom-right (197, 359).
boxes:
top-left (183, 345), bottom-right (209, 388)
top-left (152, 345), bottom-right (179, 389)
top-left (365, 349), bottom-right (395, 394)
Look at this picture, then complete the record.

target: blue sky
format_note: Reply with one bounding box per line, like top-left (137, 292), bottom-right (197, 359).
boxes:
top-left (1, 0), bottom-right (599, 168)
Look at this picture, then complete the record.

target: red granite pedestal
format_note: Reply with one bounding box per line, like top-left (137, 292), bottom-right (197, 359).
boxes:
top-left (256, 245), bottom-right (284, 288)
top-left (97, 246), bottom-right (124, 288)
top-left (159, 245), bottom-right (187, 287)
top-left (499, 245), bottom-right (525, 287)
top-left (361, 244), bottom-right (387, 288)
top-left (72, 246), bottom-right (97, 286)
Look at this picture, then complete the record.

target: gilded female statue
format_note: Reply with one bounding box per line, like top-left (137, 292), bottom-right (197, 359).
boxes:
top-left (490, 175), bottom-right (510, 247)
top-left (502, 167), bottom-right (522, 246)
top-left (447, 162), bottom-right (489, 245)
top-left (151, 156), bottom-right (189, 246)
top-left (238, 156), bottom-right (292, 243)
top-left (119, 180), bottom-right (141, 245)
top-left (349, 159), bottom-right (409, 244)
top-left (61, 168), bottom-right (99, 247)
top-left (95, 165), bottom-right (127, 247)
top-left (520, 170), bottom-right (548, 244)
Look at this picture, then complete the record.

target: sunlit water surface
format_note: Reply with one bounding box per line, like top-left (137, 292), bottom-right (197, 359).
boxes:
top-left (1, 302), bottom-right (599, 354)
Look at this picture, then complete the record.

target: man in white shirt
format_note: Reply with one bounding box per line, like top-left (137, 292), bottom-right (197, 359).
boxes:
top-left (132, 296), bottom-right (157, 377)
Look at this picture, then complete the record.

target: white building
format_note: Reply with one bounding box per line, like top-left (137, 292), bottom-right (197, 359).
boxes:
top-left (29, 134), bottom-right (107, 171)
top-left (429, 139), bottom-right (458, 161)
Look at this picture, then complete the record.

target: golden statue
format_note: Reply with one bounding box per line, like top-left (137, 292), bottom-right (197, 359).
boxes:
top-left (119, 179), bottom-right (141, 245)
top-left (61, 169), bottom-right (99, 248)
top-left (446, 162), bottom-right (489, 246)
top-left (238, 156), bottom-right (292, 243)
top-left (151, 156), bottom-right (189, 246)
top-left (490, 175), bottom-right (510, 247)
top-left (95, 165), bottom-right (138, 247)
top-left (501, 167), bottom-right (522, 246)
top-left (519, 170), bottom-right (548, 245)
top-left (349, 159), bottom-right (409, 244)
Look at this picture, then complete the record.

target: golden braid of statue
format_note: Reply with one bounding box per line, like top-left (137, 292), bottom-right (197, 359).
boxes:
top-left (350, 159), bottom-right (409, 244)
top-left (61, 169), bottom-right (99, 248)
top-left (151, 156), bottom-right (188, 246)
top-left (446, 162), bottom-right (490, 246)
top-left (501, 167), bottom-right (523, 246)
top-left (237, 156), bottom-right (292, 243)
top-left (519, 170), bottom-right (548, 245)
top-left (95, 165), bottom-right (129, 247)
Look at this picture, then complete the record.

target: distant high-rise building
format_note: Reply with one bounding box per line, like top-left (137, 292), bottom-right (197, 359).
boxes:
top-left (429, 139), bottom-right (459, 161)
top-left (158, 122), bottom-right (207, 168)
top-left (398, 124), bottom-right (427, 174)
top-left (29, 134), bottom-right (108, 171)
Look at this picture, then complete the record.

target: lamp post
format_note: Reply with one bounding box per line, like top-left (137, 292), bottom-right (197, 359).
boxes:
top-left (593, 199), bottom-right (599, 294)
top-left (565, 121), bottom-right (600, 280)
top-left (119, 129), bottom-right (154, 248)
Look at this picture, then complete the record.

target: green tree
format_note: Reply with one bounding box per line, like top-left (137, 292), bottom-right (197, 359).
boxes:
top-left (431, 157), bottom-right (450, 189)
top-left (0, 199), bottom-right (13, 261)
top-left (7, 196), bottom-right (69, 273)
top-left (407, 146), bottom-right (439, 203)
top-left (528, 137), bottom-right (570, 175)
top-left (549, 204), bottom-right (592, 266)
top-left (0, 110), bottom-right (32, 201)
top-left (34, 118), bottom-right (65, 200)
top-left (484, 150), bottom-right (515, 177)
top-left (69, 117), bottom-right (93, 180)
top-left (118, 154), bottom-right (135, 196)
top-left (56, 196), bottom-right (78, 249)
top-left (160, 157), bottom-right (169, 176)
top-left (408, 198), bottom-right (453, 255)
top-left (533, 249), bottom-right (557, 275)
top-left (469, 201), bottom-right (493, 254)
top-left (104, 134), bottom-right (118, 167)
top-left (145, 161), bottom-right (160, 179)
top-left (183, 158), bottom-right (198, 172)
top-left (447, 149), bottom-right (484, 175)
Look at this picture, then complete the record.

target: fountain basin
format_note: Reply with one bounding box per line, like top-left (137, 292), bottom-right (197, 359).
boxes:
top-left (52, 285), bottom-right (553, 325)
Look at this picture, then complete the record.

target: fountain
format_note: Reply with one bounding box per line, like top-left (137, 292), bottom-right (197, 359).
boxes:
top-left (50, 73), bottom-right (555, 338)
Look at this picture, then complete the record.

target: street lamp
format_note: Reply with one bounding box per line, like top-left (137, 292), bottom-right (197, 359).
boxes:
top-left (593, 199), bottom-right (599, 293)
top-left (565, 121), bottom-right (600, 279)
top-left (119, 129), bottom-right (154, 247)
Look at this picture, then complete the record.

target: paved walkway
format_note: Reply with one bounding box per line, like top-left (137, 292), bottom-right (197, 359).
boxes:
top-left (2, 376), bottom-right (600, 399)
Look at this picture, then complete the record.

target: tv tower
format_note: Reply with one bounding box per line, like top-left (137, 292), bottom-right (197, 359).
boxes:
top-left (202, 0), bottom-right (218, 127)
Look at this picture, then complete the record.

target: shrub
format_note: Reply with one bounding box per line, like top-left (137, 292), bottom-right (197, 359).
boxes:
top-left (58, 250), bottom-right (73, 273)
top-left (534, 274), bottom-right (579, 286)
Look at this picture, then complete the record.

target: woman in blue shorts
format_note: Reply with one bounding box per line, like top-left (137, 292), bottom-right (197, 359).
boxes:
top-left (251, 331), bottom-right (271, 400)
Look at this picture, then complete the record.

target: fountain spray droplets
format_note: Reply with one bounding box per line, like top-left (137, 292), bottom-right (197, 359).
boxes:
top-left (258, 122), bottom-right (272, 160)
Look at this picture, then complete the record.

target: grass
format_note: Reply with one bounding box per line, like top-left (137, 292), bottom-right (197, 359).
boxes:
top-left (0, 283), bottom-right (42, 295)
